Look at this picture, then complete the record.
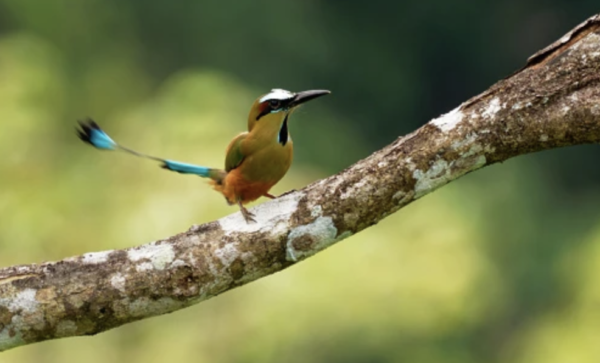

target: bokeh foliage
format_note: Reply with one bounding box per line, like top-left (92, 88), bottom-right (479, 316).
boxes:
top-left (2, 1), bottom-right (600, 362)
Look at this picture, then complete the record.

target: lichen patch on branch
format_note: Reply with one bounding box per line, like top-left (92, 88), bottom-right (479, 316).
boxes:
top-left (81, 250), bottom-right (114, 264)
top-left (286, 216), bottom-right (338, 262)
top-left (430, 107), bottom-right (464, 132)
top-left (127, 243), bottom-right (175, 271)
top-left (218, 192), bottom-right (304, 234)
top-left (481, 98), bottom-right (502, 119)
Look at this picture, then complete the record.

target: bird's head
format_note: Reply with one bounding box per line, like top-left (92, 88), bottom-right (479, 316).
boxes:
top-left (247, 89), bottom-right (330, 134)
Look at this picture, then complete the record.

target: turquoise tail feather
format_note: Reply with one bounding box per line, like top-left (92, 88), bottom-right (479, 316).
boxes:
top-left (161, 160), bottom-right (211, 177)
top-left (76, 119), bottom-right (117, 150)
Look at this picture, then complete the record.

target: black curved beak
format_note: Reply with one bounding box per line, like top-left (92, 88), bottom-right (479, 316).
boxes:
top-left (290, 89), bottom-right (331, 107)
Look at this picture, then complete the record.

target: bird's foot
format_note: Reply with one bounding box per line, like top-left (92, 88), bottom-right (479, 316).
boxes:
top-left (278, 189), bottom-right (297, 197)
top-left (241, 208), bottom-right (257, 223)
top-left (238, 201), bottom-right (256, 223)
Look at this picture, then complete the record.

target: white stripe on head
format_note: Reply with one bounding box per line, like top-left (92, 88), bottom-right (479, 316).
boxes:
top-left (259, 89), bottom-right (295, 103)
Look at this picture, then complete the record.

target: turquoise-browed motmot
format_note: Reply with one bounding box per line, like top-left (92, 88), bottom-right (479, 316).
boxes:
top-left (76, 88), bottom-right (330, 222)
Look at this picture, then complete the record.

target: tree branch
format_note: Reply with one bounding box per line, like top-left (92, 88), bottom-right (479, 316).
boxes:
top-left (3, 14), bottom-right (600, 352)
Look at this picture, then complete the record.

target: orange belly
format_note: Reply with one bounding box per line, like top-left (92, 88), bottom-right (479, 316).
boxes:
top-left (211, 168), bottom-right (276, 205)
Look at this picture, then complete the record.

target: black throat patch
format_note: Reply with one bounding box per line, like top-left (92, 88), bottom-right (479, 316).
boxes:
top-left (278, 115), bottom-right (289, 146)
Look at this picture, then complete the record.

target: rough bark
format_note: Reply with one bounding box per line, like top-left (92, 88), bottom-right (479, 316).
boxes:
top-left (2, 14), bottom-right (600, 352)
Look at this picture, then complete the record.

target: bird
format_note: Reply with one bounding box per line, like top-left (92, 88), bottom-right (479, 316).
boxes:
top-left (76, 88), bottom-right (331, 223)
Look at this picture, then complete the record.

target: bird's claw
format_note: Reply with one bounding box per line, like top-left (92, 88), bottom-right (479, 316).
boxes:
top-left (242, 210), bottom-right (256, 223)
top-left (263, 189), bottom-right (297, 200)
top-left (279, 189), bottom-right (297, 197)
top-left (238, 203), bottom-right (257, 223)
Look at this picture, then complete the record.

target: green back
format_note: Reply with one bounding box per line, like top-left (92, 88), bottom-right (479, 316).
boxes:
top-left (225, 133), bottom-right (247, 172)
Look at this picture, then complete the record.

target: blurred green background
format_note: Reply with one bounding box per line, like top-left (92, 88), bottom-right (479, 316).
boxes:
top-left (2, 1), bottom-right (600, 362)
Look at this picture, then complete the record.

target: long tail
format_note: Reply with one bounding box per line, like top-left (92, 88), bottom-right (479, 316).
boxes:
top-left (76, 118), bottom-right (225, 181)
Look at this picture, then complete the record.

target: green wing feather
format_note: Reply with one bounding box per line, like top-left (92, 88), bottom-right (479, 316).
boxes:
top-left (225, 132), bottom-right (248, 171)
